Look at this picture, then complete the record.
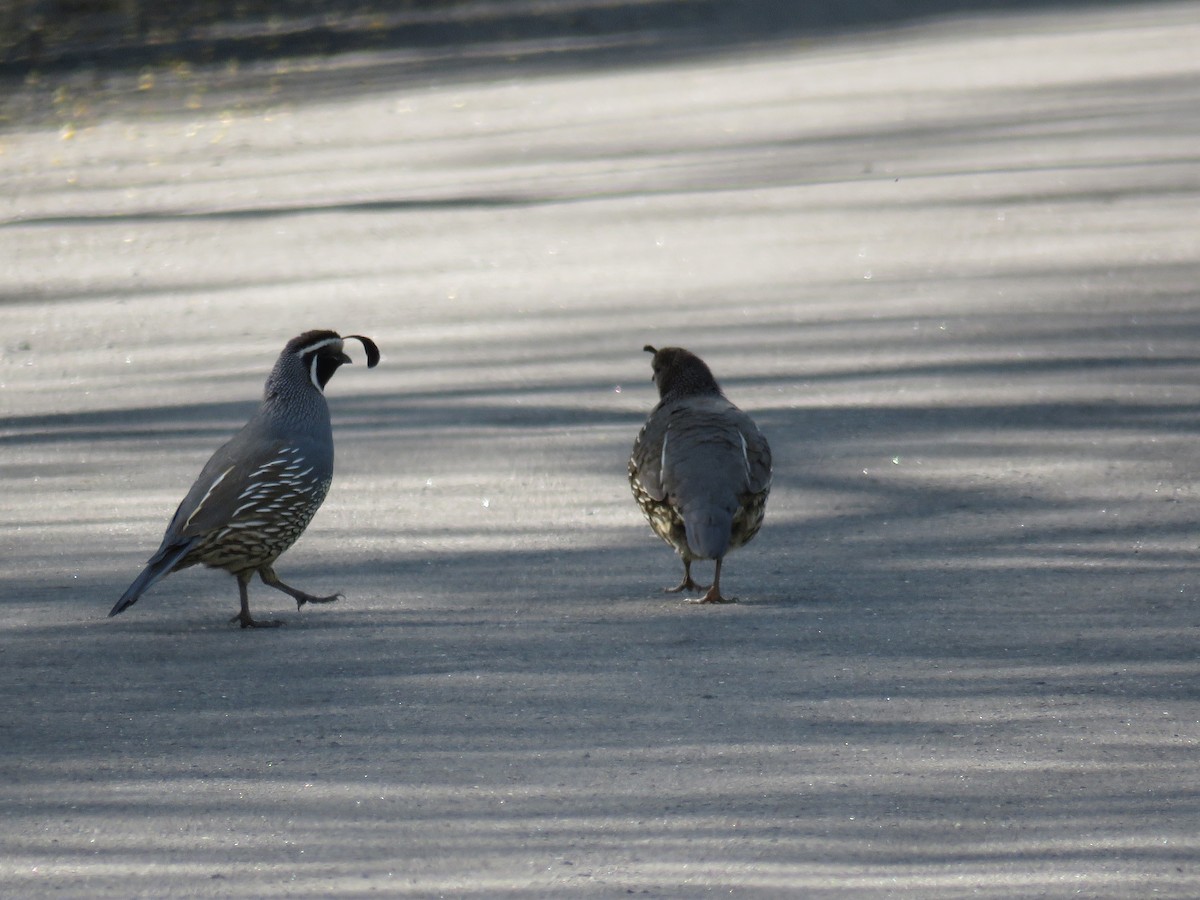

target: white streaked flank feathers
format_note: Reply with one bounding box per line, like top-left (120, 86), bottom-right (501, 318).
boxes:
top-left (184, 466), bottom-right (234, 530)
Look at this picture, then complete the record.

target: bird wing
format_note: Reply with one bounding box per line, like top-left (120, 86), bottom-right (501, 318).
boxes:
top-left (630, 400), bottom-right (671, 501)
top-left (161, 424), bottom-right (292, 540)
top-left (736, 412), bottom-right (772, 496)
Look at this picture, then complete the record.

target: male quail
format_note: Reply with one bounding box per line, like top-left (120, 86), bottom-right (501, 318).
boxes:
top-left (629, 345), bottom-right (772, 603)
top-left (110, 330), bottom-right (380, 628)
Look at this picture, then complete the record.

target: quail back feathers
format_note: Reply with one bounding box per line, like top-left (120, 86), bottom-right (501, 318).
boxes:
top-left (629, 345), bottom-right (772, 603)
top-left (110, 330), bottom-right (380, 628)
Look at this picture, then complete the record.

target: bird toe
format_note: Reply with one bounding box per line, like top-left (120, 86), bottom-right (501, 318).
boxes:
top-left (230, 612), bottom-right (285, 628)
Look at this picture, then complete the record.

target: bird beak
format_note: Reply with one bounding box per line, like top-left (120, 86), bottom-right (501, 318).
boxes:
top-left (344, 335), bottom-right (381, 368)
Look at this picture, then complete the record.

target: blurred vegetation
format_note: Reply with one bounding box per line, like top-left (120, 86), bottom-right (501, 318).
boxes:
top-left (0, 0), bottom-right (731, 127)
top-left (0, 0), bottom-right (1122, 73)
top-left (0, 0), bottom-right (1119, 129)
top-left (0, 0), bottom-right (719, 72)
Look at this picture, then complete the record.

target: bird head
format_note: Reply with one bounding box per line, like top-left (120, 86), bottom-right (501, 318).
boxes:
top-left (643, 344), bottom-right (722, 399)
top-left (283, 330), bottom-right (381, 392)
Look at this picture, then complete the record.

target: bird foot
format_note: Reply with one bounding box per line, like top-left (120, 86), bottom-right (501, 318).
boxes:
top-left (295, 592), bottom-right (344, 610)
top-left (229, 612), bottom-right (284, 629)
top-left (663, 578), bottom-right (709, 595)
top-left (684, 587), bottom-right (736, 604)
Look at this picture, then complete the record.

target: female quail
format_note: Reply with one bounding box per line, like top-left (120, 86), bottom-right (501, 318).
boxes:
top-left (629, 345), bottom-right (772, 603)
top-left (110, 330), bottom-right (380, 628)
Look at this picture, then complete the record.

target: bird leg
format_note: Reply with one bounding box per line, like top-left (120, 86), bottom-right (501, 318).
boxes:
top-left (685, 558), bottom-right (735, 604)
top-left (258, 566), bottom-right (343, 610)
top-left (230, 573), bottom-right (284, 628)
top-left (663, 558), bottom-right (709, 594)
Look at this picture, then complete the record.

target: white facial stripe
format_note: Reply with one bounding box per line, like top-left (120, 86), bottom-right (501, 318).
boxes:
top-left (298, 337), bottom-right (344, 356)
top-left (299, 338), bottom-right (344, 392)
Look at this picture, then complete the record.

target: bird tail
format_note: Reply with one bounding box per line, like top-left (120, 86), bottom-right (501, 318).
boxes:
top-left (683, 506), bottom-right (734, 561)
top-left (109, 540), bottom-right (196, 617)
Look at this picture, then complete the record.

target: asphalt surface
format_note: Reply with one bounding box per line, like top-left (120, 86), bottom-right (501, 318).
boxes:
top-left (2, 2), bottom-right (1200, 897)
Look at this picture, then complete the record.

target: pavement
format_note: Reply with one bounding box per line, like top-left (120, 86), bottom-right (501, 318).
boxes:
top-left (1, 1), bottom-right (1199, 896)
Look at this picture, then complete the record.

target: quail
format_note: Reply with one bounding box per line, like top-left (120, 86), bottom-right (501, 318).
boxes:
top-left (629, 345), bottom-right (772, 603)
top-left (109, 330), bottom-right (380, 628)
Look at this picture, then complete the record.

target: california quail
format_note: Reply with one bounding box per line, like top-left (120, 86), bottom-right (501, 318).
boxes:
top-left (629, 345), bottom-right (772, 603)
top-left (109, 330), bottom-right (380, 628)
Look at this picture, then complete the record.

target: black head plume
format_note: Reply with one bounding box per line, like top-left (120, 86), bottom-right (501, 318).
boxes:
top-left (343, 334), bottom-right (381, 368)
